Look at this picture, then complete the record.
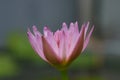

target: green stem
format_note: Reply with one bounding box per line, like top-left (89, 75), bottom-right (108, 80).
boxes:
top-left (60, 69), bottom-right (69, 80)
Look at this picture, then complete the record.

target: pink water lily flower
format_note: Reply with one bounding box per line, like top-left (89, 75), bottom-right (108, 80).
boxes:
top-left (27, 22), bottom-right (94, 70)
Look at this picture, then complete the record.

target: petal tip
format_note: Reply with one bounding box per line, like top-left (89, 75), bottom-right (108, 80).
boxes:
top-left (62, 22), bottom-right (66, 25)
top-left (62, 22), bottom-right (67, 28)
top-left (44, 26), bottom-right (49, 31)
top-left (70, 22), bottom-right (74, 25)
top-left (92, 25), bottom-right (95, 29)
top-left (75, 21), bottom-right (78, 24)
top-left (87, 21), bottom-right (90, 24)
top-left (27, 28), bottom-right (32, 35)
top-left (90, 25), bottom-right (94, 33)
top-left (32, 25), bottom-right (37, 31)
top-left (27, 27), bottom-right (30, 32)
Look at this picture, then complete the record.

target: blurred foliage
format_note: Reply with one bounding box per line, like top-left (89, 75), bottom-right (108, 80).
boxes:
top-left (70, 51), bottom-right (103, 70)
top-left (0, 54), bottom-right (19, 77)
top-left (73, 75), bottom-right (104, 80)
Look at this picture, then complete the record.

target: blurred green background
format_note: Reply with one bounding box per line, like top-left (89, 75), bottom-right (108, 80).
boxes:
top-left (0, 0), bottom-right (120, 80)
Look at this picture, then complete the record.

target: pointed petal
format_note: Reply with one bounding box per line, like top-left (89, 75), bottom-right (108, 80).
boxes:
top-left (68, 23), bottom-right (84, 53)
top-left (43, 27), bottom-right (59, 56)
top-left (54, 30), bottom-right (60, 45)
top-left (83, 22), bottom-right (90, 44)
top-left (82, 26), bottom-right (94, 52)
top-left (59, 31), bottom-right (66, 61)
top-left (61, 22), bottom-right (69, 38)
top-left (62, 22), bottom-right (68, 31)
top-left (42, 36), bottom-right (61, 65)
top-left (43, 26), bottom-right (53, 37)
top-left (32, 26), bottom-right (42, 37)
top-left (69, 22), bottom-right (74, 33)
top-left (27, 28), bottom-right (47, 61)
top-left (67, 26), bottom-right (85, 64)
top-left (74, 21), bottom-right (79, 34)
top-left (32, 26), bottom-right (42, 50)
top-left (70, 22), bottom-right (80, 45)
top-left (84, 22), bottom-right (90, 38)
top-left (35, 35), bottom-right (46, 60)
top-left (27, 28), bottom-right (38, 53)
top-left (67, 23), bottom-right (77, 50)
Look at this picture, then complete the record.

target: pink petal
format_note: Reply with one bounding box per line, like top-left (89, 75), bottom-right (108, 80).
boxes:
top-left (32, 26), bottom-right (42, 37)
top-left (67, 23), bottom-right (75, 47)
top-left (27, 28), bottom-right (38, 53)
top-left (69, 22), bottom-right (74, 34)
top-left (61, 23), bottom-right (69, 54)
top-left (58, 31), bottom-right (66, 61)
top-left (54, 30), bottom-right (60, 46)
top-left (61, 22), bottom-right (68, 32)
top-left (43, 27), bottom-right (59, 56)
top-left (84, 22), bottom-right (90, 39)
top-left (67, 25), bottom-right (85, 63)
top-left (74, 21), bottom-right (79, 34)
top-left (70, 22), bottom-right (80, 46)
top-left (82, 26), bottom-right (94, 52)
top-left (61, 22), bottom-right (69, 37)
top-left (43, 27), bottom-right (53, 37)
top-left (68, 22), bottom-right (82, 52)
top-left (27, 27), bottom-right (47, 61)
top-left (42, 36), bottom-right (61, 65)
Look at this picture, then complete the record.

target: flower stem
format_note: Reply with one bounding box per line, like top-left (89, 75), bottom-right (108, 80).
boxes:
top-left (60, 69), bottom-right (69, 80)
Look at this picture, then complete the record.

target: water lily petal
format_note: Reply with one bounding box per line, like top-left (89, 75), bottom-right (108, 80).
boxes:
top-left (54, 30), bottom-right (60, 46)
top-left (82, 26), bottom-right (94, 52)
top-left (58, 31), bottom-right (66, 61)
top-left (84, 22), bottom-right (89, 39)
top-left (32, 26), bottom-right (42, 37)
top-left (67, 25), bottom-right (85, 63)
top-left (43, 27), bottom-right (59, 56)
top-left (74, 21), bottom-right (79, 34)
top-left (27, 27), bottom-right (47, 61)
top-left (70, 22), bottom-right (80, 48)
top-left (42, 36), bottom-right (61, 65)
top-left (62, 22), bottom-right (68, 32)
top-left (69, 22), bottom-right (74, 35)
